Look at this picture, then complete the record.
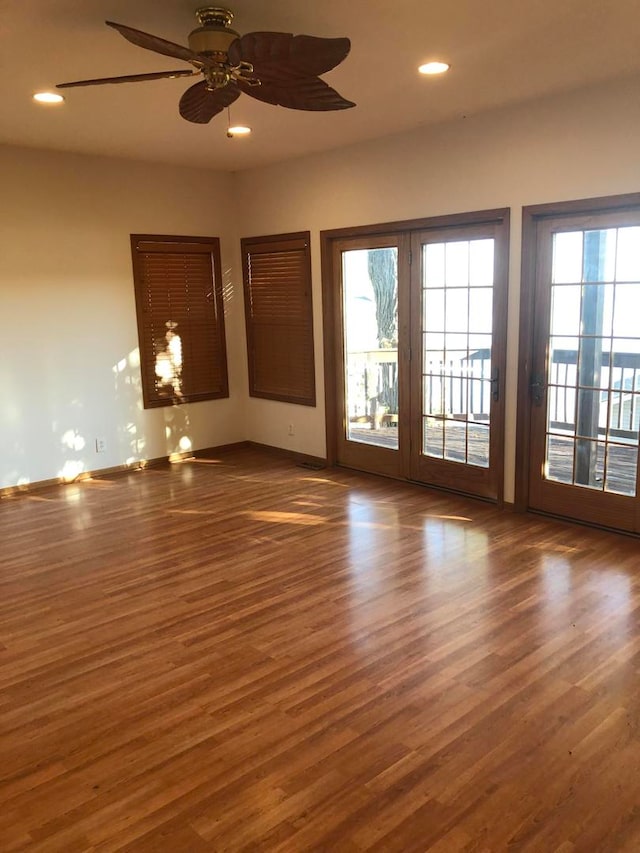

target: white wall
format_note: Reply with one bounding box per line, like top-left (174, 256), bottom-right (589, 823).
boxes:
top-left (1, 145), bottom-right (246, 489)
top-left (233, 73), bottom-right (640, 501)
top-left (3, 74), bottom-right (640, 496)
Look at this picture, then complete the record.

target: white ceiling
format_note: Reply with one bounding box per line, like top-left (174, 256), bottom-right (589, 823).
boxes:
top-left (3, 0), bottom-right (640, 172)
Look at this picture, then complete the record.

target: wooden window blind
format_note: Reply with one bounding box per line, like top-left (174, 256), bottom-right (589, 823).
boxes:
top-left (241, 232), bottom-right (316, 406)
top-left (130, 234), bottom-right (229, 409)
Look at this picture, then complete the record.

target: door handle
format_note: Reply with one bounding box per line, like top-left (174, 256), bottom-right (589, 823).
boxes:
top-left (491, 367), bottom-right (500, 402)
top-left (531, 373), bottom-right (546, 406)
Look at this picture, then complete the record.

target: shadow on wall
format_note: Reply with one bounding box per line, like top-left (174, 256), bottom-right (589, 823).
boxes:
top-left (1, 346), bottom-right (195, 493)
top-left (113, 345), bottom-right (194, 469)
top-left (2, 398), bottom-right (90, 491)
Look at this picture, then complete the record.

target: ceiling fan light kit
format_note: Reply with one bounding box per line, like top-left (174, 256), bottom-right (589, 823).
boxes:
top-left (226, 125), bottom-right (251, 137)
top-left (56, 6), bottom-right (355, 126)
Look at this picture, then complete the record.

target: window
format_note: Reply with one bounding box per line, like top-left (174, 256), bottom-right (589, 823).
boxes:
top-left (241, 231), bottom-right (316, 406)
top-left (130, 234), bottom-right (228, 408)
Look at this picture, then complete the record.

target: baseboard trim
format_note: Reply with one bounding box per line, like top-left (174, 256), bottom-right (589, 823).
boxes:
top-left (0, 442), bottom-right (251, 499)
top-left (195, 442), bottom-right (251, 458)
top-left (246, 441), bottom-right (327, 469)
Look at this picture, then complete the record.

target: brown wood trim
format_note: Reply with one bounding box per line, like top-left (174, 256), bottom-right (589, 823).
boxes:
top-left (320, 208), bottom-right (510, 241)
top-left (246, 441), bottom-right (327, 468)
top-left (521, 192), bottom-right (640, 220)
top-left (192, 442), bottom-right (252, 457)
top-left (132, 234), bottom-right (226, 247)
top-left (493, 211), bottom-right (510, 503)
top-left (514, 206), bottom-right (539, 511)
top-left (321, 226), bottom-right (338, 466)
top-left (0, 443), bottom-right (251, 499)
top-left (528, 508), bottom-right (640, 539)
top-left (0, 458), bottom-right (174, 498)
top-left (239, 231), bottom-right (312, 246)
top-left (397, 233), bottom-right (412, 480)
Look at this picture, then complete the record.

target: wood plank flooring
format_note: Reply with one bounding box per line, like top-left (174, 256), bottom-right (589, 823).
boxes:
top-left (1, 446), bottom-right (640, 851)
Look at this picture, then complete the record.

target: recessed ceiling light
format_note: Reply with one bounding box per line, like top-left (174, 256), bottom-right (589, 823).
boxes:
top-left (33, 91), bottom-right (65, 104)
top-left (418, 61), bottom-right (450, 76)
top-left (226, 125), bottom-right (252, 138)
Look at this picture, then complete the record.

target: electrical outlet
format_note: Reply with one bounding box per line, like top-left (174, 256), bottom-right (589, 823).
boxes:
top-left (288, 423), bottom-right (295, 436)
top-left (95, 438), bottom-right (107, 453)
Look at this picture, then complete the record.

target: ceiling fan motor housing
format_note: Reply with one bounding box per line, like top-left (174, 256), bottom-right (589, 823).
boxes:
top-left (188, 7), bottom-right (239, 55)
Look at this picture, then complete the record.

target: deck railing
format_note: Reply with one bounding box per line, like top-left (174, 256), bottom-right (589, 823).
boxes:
top-left (548, 349), bottom-right (640, 439)
top-left (347, 347), bottom-right (640, 438)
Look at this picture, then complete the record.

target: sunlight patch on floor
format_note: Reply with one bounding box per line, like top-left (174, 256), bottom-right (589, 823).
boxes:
top-left (244, 510), bottom-right (327, 526)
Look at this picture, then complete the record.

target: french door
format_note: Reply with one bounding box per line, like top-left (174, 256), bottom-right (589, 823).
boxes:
top-left (409, 224), bottom-right (508, 499)
top-left (523, 203), bottom-right (640, 532)
top-left (325, 211), bottom-right (509, 501)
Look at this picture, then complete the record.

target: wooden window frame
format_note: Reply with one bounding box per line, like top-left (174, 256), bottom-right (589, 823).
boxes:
top-left (130, 234), bottom-right (229, 409)
top-left (241, 231), bottom-right (316, 406)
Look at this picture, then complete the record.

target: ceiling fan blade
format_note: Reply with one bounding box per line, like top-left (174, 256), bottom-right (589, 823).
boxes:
top-left (229, 32), bottom-right (351, 83)
top-left (57, 70), bottom-right (197, 89)
top-left (179, 81), bottom-right (240, 124)
top-left (239, 77), bottom-right (355, 111)
top-left (106, 20), bottom-right (204, 66)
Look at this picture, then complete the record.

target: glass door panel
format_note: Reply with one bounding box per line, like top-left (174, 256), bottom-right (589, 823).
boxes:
top-left (334, 235), bottom-right (407, 479)
top-left (410, 223), bottom-right (508, 500)
top-left (343, 247), bottom-right (399, 450)
top-left (529, 214), bottom-right (640, 531)
top-left (421, 239), bottom-right (493, 469)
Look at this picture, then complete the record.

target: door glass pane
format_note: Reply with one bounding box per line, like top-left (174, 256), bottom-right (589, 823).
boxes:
top-left (469, 423), bottom-right (490, 467)
top-left (613, 285), bottom-right (640, 338)
top-left (469, 240), bottom-right (494, 287)
top-left (606, 445), bottom-right (639, 496)
top-left (424, 416), bottom-right (444, 458)
top-left (469, 289), bottom-right (493, 333)
top-left (616, 227), bottom-right (640, 281)
top-left (421, 238), bottom-right (495, 468)
top-left (552, 232), bottom-right (583, 283)
top-left (445, 290), bottom-right (469, 332)
top-left (546, 434), bottom-right (575, 484)
top-left (342, 248), bottom-right (398, 449)
top-left (445, 242), bottom-right (469, 287)
top-left (545, 229), bottom-right (640, 496)
top-left (424, 289), bottom-right (445, 330)
top-left (550, 285), bottom-right (581, 336)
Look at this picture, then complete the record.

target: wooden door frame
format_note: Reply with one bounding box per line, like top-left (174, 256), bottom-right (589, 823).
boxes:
top-left (321, 208), bottom-right (509, 492)
top-left (514, 191), bottom-right (640, 512)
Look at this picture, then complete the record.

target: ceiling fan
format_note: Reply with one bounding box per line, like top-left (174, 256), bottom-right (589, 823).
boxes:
top-left (56, 6), bottom-right (355, 124)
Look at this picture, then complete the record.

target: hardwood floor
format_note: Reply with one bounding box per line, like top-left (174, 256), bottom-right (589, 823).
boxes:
top-left (1, 446), bottom-right (640, 851)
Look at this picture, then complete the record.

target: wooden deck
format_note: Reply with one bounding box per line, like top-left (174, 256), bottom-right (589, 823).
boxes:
top-left (1, 446), bottom-right (640, 850)
top-left (350, 422), bottom-right (637, 495)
